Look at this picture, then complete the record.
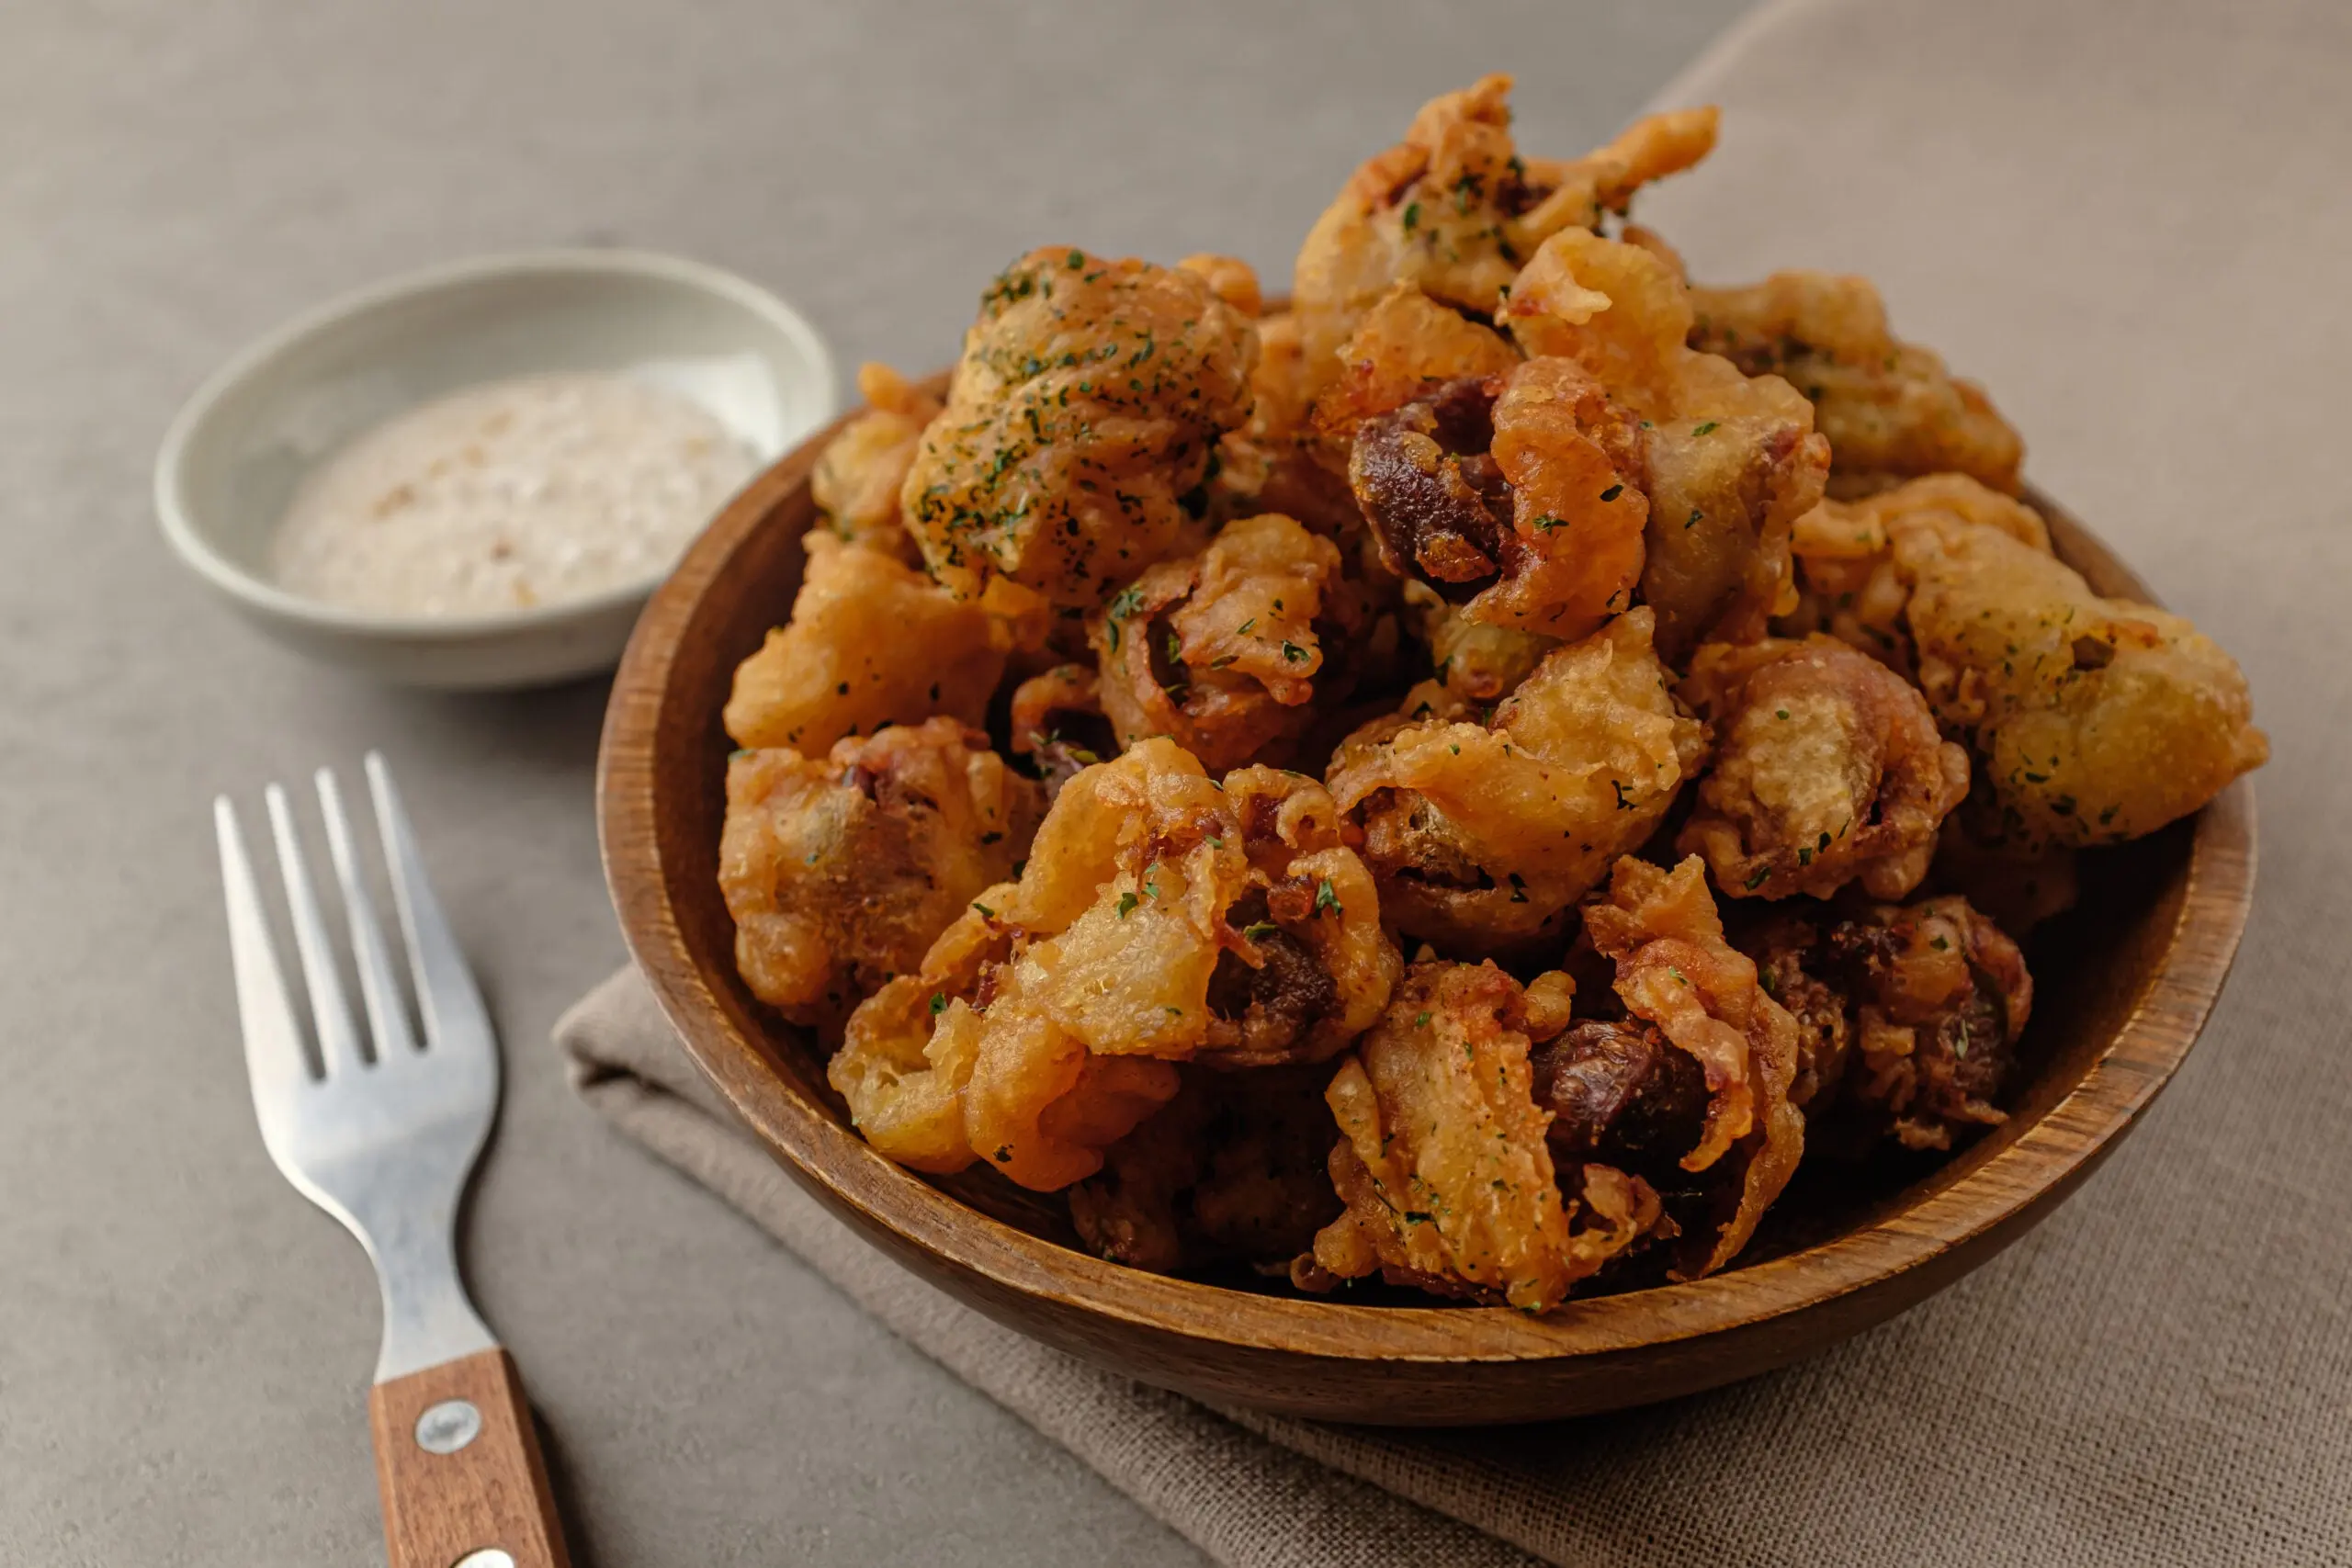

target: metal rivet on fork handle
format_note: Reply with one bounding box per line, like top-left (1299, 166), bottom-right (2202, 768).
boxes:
top-left (414, 1398), bottom-right (482, 1454)
top-left (452, 1551), bottom-right (515, 1568)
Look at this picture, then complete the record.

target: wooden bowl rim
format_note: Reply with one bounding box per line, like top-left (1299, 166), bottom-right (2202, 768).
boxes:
top-left (598, 406), bottom-right (2256, 1368)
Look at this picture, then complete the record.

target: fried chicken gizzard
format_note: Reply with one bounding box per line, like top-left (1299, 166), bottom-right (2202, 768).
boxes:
top-left (901, 247), bottom-right (1258, 613)
top-left (827, 740), bottom-right (1400, 1190)
top-left (1783, 475), bottom-right (2267, 848)
top-left (700, 78), bottom-right (2269, 1316)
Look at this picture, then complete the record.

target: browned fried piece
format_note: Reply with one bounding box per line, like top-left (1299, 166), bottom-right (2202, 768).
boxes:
top-left (808, 362), bottom-right (944, 561)
top-left (899, 247), bottom-right (1255, 608)
top-left (845, 741), bottom-right (1400, 1192)
top-left (720, 719), bottom-right (1043, 1034)
top-left (1735, 895), bottom-right (2033, 1153)
top-left (1928, 789), bottom-right (2081, 932)
top-left (1677, 636), bottom-right (1969, 901)
top-left (1686, 271), bottom-right (2024, 495)
top-left (1006, 662), bottom-right (1117, 801)
top-left (1069, 1065), bottom-right (1342, 1274)
top-left (1504, 228), bottom-right (1830, 662)
top-left (1581, 855), bottom-right (1804, 1279)
top-left (1089, 513), bottom-right (1363, 772)
top-left (1297, 961), bottom-right (1662, 1313)
top-left (1348, 357), bottom-right (1648, 638)
top-left (724, 533), bottom-right (1010, 754)
top-left (1292, 73), bottom-right (1717, 400)
top-left (1329, 607), bottom-right (1705, 950)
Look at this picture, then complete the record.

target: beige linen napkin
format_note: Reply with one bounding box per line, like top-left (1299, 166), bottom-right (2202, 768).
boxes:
top-left (559, 0), bottom-right (2352, 1561)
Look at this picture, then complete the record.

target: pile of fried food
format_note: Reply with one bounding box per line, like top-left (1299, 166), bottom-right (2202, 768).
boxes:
top-left (716, 77), bottom-right (2267, 1314)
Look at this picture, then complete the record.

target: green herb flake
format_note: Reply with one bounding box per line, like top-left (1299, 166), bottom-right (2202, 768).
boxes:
top-left (1692, 420), bottom-right (1719, 436)
top-left (1314, 877), bottom-right (1341, 917)
top-left (1116, 891), bottom-right (1140, 919)
top-left (1598, 483), bottom-right (1623, 502)
top-left (928, 992), bottom-right (949, 1017)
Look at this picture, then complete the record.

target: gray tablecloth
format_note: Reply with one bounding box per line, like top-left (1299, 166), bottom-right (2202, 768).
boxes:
top-left (0, 2), bottom-right (1750, 1564)
top-left (559, 0), bottom-right (2352, 1563)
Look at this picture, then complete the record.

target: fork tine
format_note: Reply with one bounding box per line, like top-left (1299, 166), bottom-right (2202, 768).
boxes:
top-left (265, 782), bottom-right (368, 1077)
top-left (365, 752), bottom-right (494, 1065)
top-left (316, 767), bottom-right (418, 1060)
top-left (215, 796), bottom-right (314, 1113)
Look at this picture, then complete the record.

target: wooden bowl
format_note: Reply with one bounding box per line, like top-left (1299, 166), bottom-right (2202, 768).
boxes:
top-left (597, 398), bottom-right (2256, 1427)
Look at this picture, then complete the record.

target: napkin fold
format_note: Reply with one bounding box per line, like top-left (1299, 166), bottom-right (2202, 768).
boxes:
top-left (560, 0), bottom-right (2352, 1561)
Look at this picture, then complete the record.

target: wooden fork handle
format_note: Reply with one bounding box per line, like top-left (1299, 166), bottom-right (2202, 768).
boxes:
top-left (368, 1347), bottom-right (572, 1568)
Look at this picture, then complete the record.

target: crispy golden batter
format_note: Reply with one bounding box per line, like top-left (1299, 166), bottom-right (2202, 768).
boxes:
top-left (1780, 473), bottom-right (2053, 673)
top-left (809, 363), bottom-right (943, 561)
top-left (1089, 513), bottom-right (1359, 772)
top-left (1347, 358), bottom-right (1649, 638)
top-left (1582, 856), bottom-right (1804, 1278)
top-left (1896, 509), bottom-right (2267, 846)
top-left (1307, 284), bottom-right (1523, 468)
top-left (1505, 228), bottom-right (1831, 661)
top-left (1410, 583), bottom-right (1559, 701)
top-left (1687, 272), bottom-right (2024, 495)
top-left (844, 743), bottom-right (1398, 1191)
top-left (1293, 74), bottom-right (1716, 399)
top-left (1002, 744), bottom-right (1397, 1071)
top-left (1300, 962), bottom-right (1657, 1312)
top-left (900, 247), bottom-right (1256, 607)
top-left (724, 534), bottom-right (1010, 754)
top-left (1677, 636), bottom-right (1969, 900)
top-left (828, 891), bottom-right (1019, 1173)
top-left (1329, 608), bottom-right (1704, 949)
top-left (1736, 895), bottom-right (2032, 1152)
top-left (1069, 1065), bottom-right (1341, 1273)
top-left (721, 720), bottom-right (1041, 1033)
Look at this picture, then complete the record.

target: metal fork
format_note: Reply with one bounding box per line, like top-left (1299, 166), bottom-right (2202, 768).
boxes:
top-left (215, 752), bottom-right (571, 1568)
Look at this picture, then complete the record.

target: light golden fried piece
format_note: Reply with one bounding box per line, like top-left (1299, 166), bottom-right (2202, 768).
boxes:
top-left (1409, 582), bottom-right (1559, 701)
top-left (1505, 228), bottom-right (1830, 661)
top-left (1006, 746), bottom-right (1398, 1072)
top-left (1896, 513), bottom-right (2267, 846)
top-left (844, 741), bottom-right (1400, 1190)
top-left (1347, 357), bottom-right (1649, 638)
top-left (1583, 855), bottom-right (1804, 1278)
top-left (1677, 636), bottom-right (1969, 900)
top-left (1780, 474), bottom-right (2053, 673)
top-left (1307, 284), bottom-right (1522, 470)
top-left (828, 889), bottom-right (1018, 1173)
top-left (1329, 607), bottom-right (1705, 949)
top-left (721, 720), bottom-right (1042, 1033)
top-left (1176, 253), bottom-right (1264, 318)
top-left (724, 534), bottom-right (1010, 754)
top-left (1089, 513), bottom-right (1359, 772)
top-left (1687, 272), bottom-right (2024, 495)
top-left (1208, 309), bottom-right (1374, 543)
top-left (808, 362), bottom-right (943, 561)
top-left (1069, 1066), bottom-right (1342, 1274)
top-left (900, 247), bottom-right (1256, 607)
top-left (1292, 74), bottom-right (1717, 399)
top-left (1299, 961), bottom-right (1658, 1313)
top-left (1735, 895), bottom-right (2032, 1153)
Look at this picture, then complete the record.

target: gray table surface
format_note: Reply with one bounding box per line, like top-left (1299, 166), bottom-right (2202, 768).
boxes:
top-left (0, 3), bottom-right (1751, 1562)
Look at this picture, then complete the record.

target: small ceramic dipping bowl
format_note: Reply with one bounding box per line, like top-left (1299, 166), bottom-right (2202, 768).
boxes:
top-left (155, 249), bottom-right (836, 690)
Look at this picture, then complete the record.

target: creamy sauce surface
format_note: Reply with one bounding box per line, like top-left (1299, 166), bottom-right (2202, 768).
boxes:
top-left (270, 371), bottom-right (755, 616)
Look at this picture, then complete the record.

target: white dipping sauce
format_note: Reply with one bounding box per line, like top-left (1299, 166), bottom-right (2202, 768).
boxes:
top-left (269, 371), bottom-right (755, 616)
